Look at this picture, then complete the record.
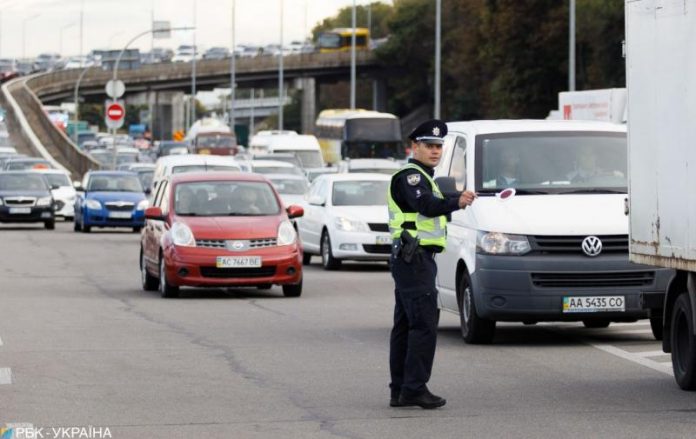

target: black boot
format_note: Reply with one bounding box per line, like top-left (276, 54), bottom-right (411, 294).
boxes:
top-left (398, 389), bottom-right (446, 409)
top-left (390, 389), bottom-right (410, 407)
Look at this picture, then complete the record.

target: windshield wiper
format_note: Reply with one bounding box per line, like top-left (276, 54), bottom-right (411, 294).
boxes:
top-left (557, 189), bottom-right (626, 194)
top-left (476, 189), bottom-right (549, 196)
top-left (177, 212), bottom-right (198, 216)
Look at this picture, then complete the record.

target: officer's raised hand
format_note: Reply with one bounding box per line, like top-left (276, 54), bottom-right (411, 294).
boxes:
top-left (458, 190), bottom-right (477, 208)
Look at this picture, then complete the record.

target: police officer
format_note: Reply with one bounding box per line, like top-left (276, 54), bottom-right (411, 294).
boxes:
top-left (388, 119), bottom-right (476, 409)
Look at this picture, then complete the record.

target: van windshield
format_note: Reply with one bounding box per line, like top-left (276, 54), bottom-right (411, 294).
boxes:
top-left (292, 150), bottom-right (323, 168)
top-left (476, 131), bottom-right (627, 194)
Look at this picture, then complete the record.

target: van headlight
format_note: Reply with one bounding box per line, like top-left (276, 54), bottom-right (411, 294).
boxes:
top-left (137, 199), bottom-right (149, 210)
top-left (335, 217), bottom-right (369, 232)
top-left (477, 231), bottom-right (531, 255)
top-left (277, 220), bottom-right (296, 246)
top-left (85, 199), bottom-right (102, 210)
top-left (171, 222), bottom-right (196, 247)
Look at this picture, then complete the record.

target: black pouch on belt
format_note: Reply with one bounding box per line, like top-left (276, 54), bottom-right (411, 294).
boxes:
top-left (399, 230), bottom-right (420, 264)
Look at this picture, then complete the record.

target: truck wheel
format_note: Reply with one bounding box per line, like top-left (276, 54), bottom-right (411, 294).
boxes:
top-left (671, 293), bottom-right (696, 390)
top-left (458, 272), bottom-right (495, 344)
top-left (650, 316), bottom-right (663, 341)
top-left (583, 320), bottom-right (611, 329)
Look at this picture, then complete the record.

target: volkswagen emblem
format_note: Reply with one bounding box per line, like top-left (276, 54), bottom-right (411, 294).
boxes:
top-left (581, 236), bottom-right (603, 257)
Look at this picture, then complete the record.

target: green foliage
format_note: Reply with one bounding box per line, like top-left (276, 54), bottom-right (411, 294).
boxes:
top-left (370, 0), bottom-right (625, 119)
top-left (312, 2), bottom-right (393, 40)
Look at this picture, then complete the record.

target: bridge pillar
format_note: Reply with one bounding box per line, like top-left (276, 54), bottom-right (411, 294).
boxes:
top-left (148, 91), bottom-right (186, 141)
top-left (296, 77), bottom-right (316, 134)
top-left (372, 79), bottom-right (388, 112)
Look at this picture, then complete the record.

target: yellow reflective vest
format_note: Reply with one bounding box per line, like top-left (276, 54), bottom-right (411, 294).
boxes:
top-left (387, 163), bottom-right (448, 249)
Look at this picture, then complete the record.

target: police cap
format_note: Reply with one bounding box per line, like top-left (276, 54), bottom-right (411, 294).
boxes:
top-left (408, 119), bottom-right (448, 145)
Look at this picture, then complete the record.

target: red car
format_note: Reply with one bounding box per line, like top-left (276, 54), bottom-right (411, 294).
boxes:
top-left (140, 172), bottom-right (304, 298)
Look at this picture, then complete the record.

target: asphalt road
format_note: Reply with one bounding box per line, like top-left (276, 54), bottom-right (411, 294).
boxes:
top-left (1, 222), bottom-right (696, 438)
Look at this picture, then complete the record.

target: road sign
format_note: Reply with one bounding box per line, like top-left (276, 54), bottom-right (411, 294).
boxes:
top-left (105, 100), bottom-right (125, 129)
top-left (172, 130), bottom-right (185, 141)
top-left (105, 80), bottom-right (125, 98)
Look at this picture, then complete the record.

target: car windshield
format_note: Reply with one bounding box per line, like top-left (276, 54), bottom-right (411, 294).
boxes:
top-left (256, 155), bottom-right (302, 167)
top-left (87, 174), bottom-right (143, 192)
top-left (332, 180), bottom-right (389, 206)
top-left (6, 160), bottom-right (50, 170)
top-left (0, 173), bottom-right (47, 191)
top-left (196, 134), bottom-right (235, 149)
top-left (44, 174), bottom-right (70, 187)
top-left (137, 170), bottom-right (154, 189)
top-left (160, 142), bottom-right (188, 155)
top-left (171, 164), bottom-right (240, 174)
top-left (292, 150), bottom-right (323, 168)
top-left (253, 166), bottom-right (304, 176)
top-left (477, 131), bottom-right (627, 193)
top-left (269, 178), bottom-right (309, 195)
top-left (174, 181), bottom-right (280, 216)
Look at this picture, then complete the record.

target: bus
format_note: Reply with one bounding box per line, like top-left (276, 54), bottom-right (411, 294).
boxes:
top-left (186, 118), bottom-right (238, 156)
top-left (314, 109), bottom-right (404, 165)
top-left (317, 28), bottom-right (370, 53)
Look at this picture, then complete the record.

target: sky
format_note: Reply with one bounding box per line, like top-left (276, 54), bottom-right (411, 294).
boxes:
top-left (0, 0), bottom-right (392, 59)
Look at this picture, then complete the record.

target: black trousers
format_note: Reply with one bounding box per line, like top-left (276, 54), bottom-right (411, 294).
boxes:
top-left (389, 248), bottom-right (440, 396)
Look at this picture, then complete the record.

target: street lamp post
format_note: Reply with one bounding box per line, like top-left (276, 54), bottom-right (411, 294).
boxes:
top-left (229, 0), bottom-right (236, 131)
top-left (434, 0), bottom-right (441, 119)
top-left (350, 0), bottom-right (356, 110)
top-left (191, 0), bottom-right (197, 125)
top-left (22, 13), bottom-right (40, 60)
top-left (569, 0), bottom-right (576, 91)
top-left (73, 65), bottom-right (92, 145)
top-left (278, 0), bottom-right (284, 130)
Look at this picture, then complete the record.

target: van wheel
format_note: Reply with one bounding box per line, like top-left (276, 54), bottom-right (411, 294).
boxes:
top-left (321, 231), bottom-right (341, 270)
top-left (458, 272), bottom-right (495, 344)
top-left (583, 320), bottom-right (611, 329)
top-left (159, 255), bottom-right (180, 298)
top-left (671, 293), bottom-right (696, 390)
top-left (650, 316), bottom-right (663, 341)
top-left (282, 279), bottom-right (302, 297)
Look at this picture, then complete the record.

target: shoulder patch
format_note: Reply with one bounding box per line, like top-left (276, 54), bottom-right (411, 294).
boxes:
top-left (407, 173), bottom-right (421, 186)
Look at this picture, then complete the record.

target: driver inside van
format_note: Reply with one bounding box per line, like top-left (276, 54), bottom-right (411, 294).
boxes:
top-left (567, 148), bottom-right (600, 183)
top-left (495, 148), bottom-right (521, 187)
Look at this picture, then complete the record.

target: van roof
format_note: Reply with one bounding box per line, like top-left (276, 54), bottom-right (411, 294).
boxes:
top-left (447, 119), bottom-right (626, 136)
top-left (266, 134), bottom-right (320, 150)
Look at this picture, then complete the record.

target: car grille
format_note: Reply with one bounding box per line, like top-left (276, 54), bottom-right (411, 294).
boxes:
top-left (195, 238), bottom-right (278, 249)
top-left (3, 197), bottom-right (36, 207)
top-left (368, 223), bottom-right (389, 232)
top-left (199, 266), bottom-right (277, 278)
top-left (530, 235), bottom-right (628, 255)
top-left (104, 202), bottom-right (135, 211)
top-left (362, 244), bottom-right (392, 254)
top-left (531, 271), bottom-right (655, 288)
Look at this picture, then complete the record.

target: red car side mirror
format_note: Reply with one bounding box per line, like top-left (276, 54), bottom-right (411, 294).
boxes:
top-left (144, 206), bottom-right (165, 221)
top-left (286, 205), bottom-right (304, 219)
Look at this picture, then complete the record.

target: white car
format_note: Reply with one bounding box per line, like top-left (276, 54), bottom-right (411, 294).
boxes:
top-left (31, 169), bottom-right (76, 219)
top-left (0, 146), bottom-right (17, 155)
top-left (266, 173), bottom-right (310, 207)
top-left (338, 158), bottom-right (401, 175)
top-left (249, 159), bottom-right (304, 177)
top-left (151, 154), bottom-right (243, 191)
top-left (297, 173), bottom-right (392, 269)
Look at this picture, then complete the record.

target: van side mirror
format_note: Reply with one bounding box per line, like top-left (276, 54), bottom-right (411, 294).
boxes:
top-left (286, 205), bottom-right (304, 219)
top-left (435, 176), bottom-right (460, 197)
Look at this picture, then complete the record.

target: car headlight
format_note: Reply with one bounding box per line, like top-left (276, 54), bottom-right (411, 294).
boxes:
top-left (171, 222), bottom-right (196, 247)
top-left (477, 231), bottom-right (531, 255)
top-left (85, 199), bottom-right (102, 210)
top-left (136, 199), bottom-right (149, 210)
top-left (335, 217), bottom-right (370, 232)
top-left (0, 198), bottom-right (3, 206)
top-left (36, 196), bottom-right (53, 207)
top-left (277, 220), bottom-right (296, 246)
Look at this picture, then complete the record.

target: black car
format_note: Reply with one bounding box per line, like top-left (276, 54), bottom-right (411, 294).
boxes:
top-left (0, 171), bottom-right (56, 229)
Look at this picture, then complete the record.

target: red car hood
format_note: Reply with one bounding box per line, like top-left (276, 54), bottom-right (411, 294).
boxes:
top-left (178, 215), bottom-right (281, 240)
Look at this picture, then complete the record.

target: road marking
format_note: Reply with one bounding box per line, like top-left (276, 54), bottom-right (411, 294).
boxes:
top-left (619, 329), bottom-right (653, 334)
top-left (0, 367), bottom-right (12, 384)
top-left (0, 335), bottom-right (3, 346)
top-left (590, 343), bottom-right (673, 376)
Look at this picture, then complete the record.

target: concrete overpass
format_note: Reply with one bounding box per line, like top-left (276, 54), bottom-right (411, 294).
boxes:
top-left (0, 51), bottom-right (390, 178)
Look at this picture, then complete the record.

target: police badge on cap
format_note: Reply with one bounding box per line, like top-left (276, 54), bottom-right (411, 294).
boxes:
top-left (408, 119), bottom-right (448, 145)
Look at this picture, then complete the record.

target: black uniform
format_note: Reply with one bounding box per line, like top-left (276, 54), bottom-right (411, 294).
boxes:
top-left (389, 158), bottom-right (460, 399)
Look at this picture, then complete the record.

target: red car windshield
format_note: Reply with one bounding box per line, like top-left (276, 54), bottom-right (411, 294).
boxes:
top-left (175, 181), bottom-right (280, 216)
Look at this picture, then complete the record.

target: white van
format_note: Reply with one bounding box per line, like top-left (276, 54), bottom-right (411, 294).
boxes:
top-left (433, 120), bottom-right (673, 344)
top-left (265, 134), bottom-right (325, 170)
top-left (248, 130), bottom-right (297, 156)
top-left (151, 154), bottom-right (242, 192)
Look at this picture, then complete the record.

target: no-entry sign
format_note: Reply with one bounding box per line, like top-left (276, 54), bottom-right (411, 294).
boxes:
top-left (105, 100), bottom-right (125, 129)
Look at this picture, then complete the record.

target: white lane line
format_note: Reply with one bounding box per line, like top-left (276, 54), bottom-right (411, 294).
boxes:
top-left (635, 350), bottom-right (669, 358)
top-left (0, 367), bottom-right (12, 384)
top-left (590, 343), bottom-right (673, 376)
top-left (0, 335), bottom-right (3, 346)
top-left (618, 329), bottom-right (653, 335)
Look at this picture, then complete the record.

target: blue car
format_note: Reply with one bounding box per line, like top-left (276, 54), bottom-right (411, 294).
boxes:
top-left (74, 171), bottom-right (148, 233)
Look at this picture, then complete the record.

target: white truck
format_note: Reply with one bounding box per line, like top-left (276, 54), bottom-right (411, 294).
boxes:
top-left (626, 0), bottom-right (696, 389)
top-left (557, 88), bottom-right (627, 124)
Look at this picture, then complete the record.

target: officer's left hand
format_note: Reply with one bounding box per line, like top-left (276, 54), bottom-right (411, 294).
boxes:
top-left (458, 190), bottom-right (477, 208)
